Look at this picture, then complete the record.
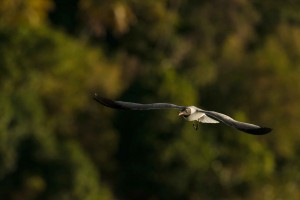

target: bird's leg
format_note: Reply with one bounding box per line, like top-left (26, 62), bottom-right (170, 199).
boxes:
top-left (193, 121), bottom-right (199, 131)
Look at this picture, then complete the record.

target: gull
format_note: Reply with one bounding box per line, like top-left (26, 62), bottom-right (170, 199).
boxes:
top-left (94, 93), bottom-right (272, 135)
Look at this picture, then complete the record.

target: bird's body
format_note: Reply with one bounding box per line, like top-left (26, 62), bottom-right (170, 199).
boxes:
top-left (180, 106), bottom-right (218, 123)
top-left (184, 111), bottom-right (209, 121)
top-left (94, 94), bottom-right (272, 135)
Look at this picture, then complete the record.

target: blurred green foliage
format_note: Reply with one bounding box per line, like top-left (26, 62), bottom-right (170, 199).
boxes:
top-left (1, 0), bottom-right (300, 199)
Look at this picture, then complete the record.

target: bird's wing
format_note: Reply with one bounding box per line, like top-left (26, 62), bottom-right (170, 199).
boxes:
top-left (198, 114), bottom-right (220, 123)
top-left (199, 110), bottom-right (272, 135)
top-left (94, 93), bottom-right (186, 110)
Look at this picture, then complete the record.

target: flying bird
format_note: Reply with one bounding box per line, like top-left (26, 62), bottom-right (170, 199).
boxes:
top-left (94, 93), bottom-right (272, 135)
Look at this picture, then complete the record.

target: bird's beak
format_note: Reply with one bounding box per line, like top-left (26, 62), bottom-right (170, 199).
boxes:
top-left (178, 111), bottom-right (185, 116)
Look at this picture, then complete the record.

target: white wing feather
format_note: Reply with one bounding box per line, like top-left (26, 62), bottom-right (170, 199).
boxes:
top-left (198, 114), bottom-right (220, 123)
top-left (185, 110), bottom-right (219, 123)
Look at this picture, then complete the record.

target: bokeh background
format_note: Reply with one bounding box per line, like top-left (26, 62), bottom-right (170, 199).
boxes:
top-left (1, 0), bottom-right (300, 199)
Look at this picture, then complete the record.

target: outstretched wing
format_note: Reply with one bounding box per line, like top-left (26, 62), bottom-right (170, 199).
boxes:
top-left (198, 114), bottom-right (220, 123)
top-left (94, 93), bottom-right (186, 110)
top-left (202, 110), bottom-right (272, 135)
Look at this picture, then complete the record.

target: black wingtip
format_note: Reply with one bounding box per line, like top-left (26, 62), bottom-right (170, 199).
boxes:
top-left (94, 93), bottom-right (101, 101)
top-left (239, 127), bottom-right (272, 135)
top-left (93, 93), bottom-right (127, 110)
top-left (93, 93), bottom-right (103, 104)
top-left (93, 93), bottom-right (113, 108)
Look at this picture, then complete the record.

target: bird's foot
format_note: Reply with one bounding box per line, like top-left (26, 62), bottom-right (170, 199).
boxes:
top-left (193, 122), bottom-right (199, 131)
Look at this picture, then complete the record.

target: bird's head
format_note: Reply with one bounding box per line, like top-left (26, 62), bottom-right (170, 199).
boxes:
top-left (178, 107), bottom-right (196, 117)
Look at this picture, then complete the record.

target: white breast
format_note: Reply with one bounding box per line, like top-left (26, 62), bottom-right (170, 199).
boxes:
top-left (184, 111), bottom-right (219, 123)
top-left (185, 112), bottom-right (205, 121)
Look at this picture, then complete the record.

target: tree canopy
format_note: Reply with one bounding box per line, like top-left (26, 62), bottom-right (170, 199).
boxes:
top-left (1, 0), bottom-right (300, 199)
